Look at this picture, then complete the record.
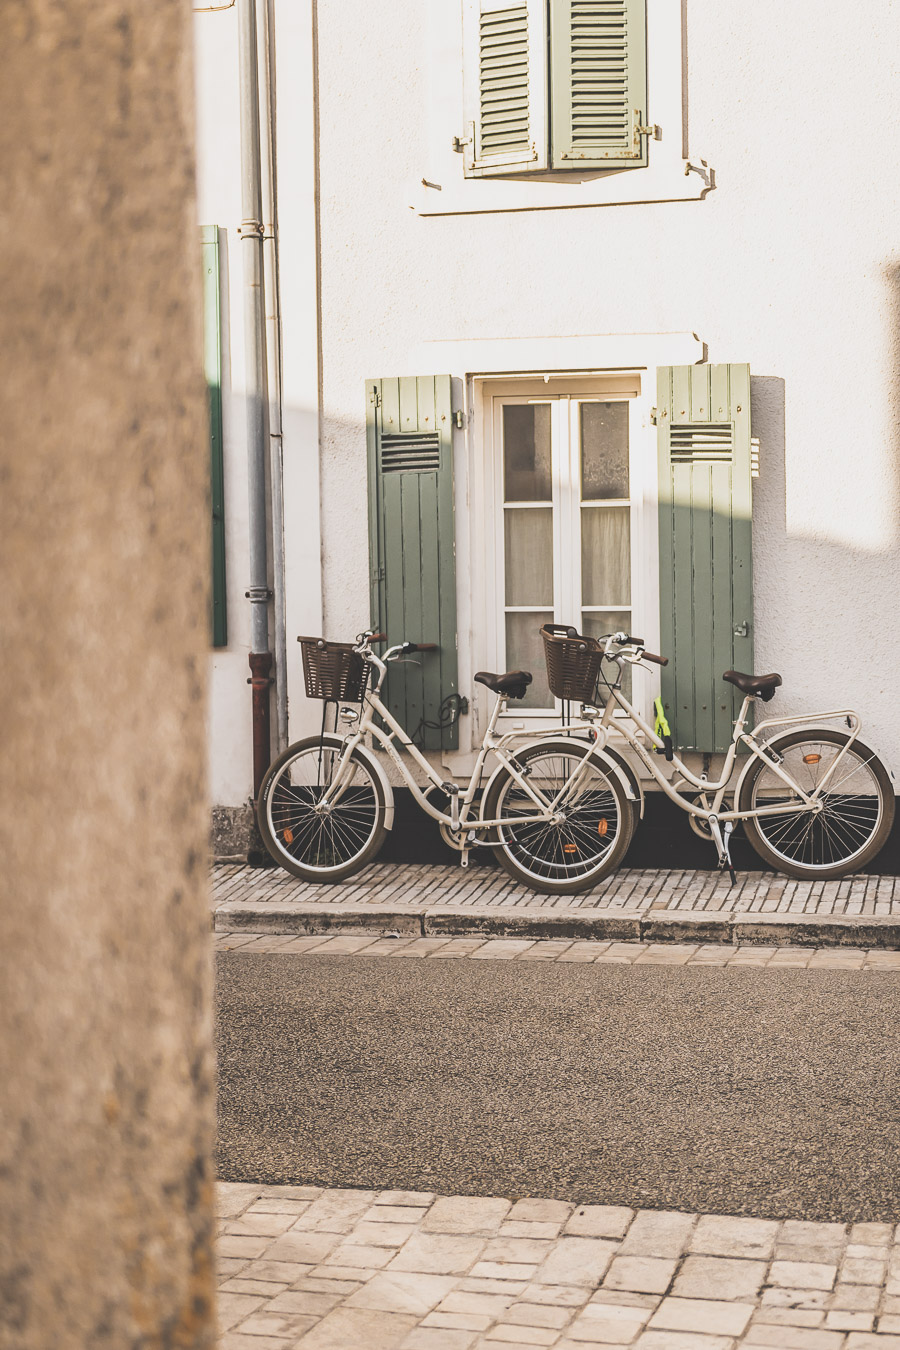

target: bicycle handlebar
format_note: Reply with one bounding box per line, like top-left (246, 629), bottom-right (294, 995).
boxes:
top-left (642, 650), bottom-right (669, 666)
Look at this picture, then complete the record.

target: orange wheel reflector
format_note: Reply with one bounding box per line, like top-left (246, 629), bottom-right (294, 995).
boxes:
top-left (283, 828), bottom-right (294, 844)
top-left (597, 819), bottom-right (609, 837)
top-left (802, 754), bottom-right (821, 764)
top-left (563, 844), bottom-right (578, 853)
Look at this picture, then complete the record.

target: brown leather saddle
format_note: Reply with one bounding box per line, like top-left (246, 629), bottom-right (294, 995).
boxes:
top-left (722, 669), bottom-right (782, 702)
top-left (474, 669), bottom-right (533, 701)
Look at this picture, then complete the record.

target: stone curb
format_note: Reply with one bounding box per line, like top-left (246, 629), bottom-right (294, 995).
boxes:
top-left (214, 901), bottom-right (900, 948)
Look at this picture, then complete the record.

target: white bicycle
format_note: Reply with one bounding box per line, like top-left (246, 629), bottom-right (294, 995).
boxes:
top-left (256, 627), bottom-right (894, 892)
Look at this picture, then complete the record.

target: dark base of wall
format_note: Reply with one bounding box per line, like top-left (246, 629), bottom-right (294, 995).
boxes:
top-left (376, 788), bottom-right (900, 874)
top-left (224, 789), bottom-right (900, 875)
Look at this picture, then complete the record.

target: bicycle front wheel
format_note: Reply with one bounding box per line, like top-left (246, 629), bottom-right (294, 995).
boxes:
top-left (257, 735), bottom-right (388, 882)
top-left (738, 728), bottom-right (894, 879)
top-left (483, 739), bottom-right (634, 894)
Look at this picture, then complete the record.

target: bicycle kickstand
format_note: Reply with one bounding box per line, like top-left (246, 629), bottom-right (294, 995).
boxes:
top-left (709, 817), bottom-right (737, 887)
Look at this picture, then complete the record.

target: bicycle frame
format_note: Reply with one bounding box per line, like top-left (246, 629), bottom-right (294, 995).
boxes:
top-left (587, 672), bottom-right (863, 826)
top-left (319, 674), bottom-right (606, 837)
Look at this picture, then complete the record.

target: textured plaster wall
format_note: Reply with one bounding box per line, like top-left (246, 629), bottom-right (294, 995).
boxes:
top-left (312, 0), bottom-right (900, 775)
top-left (0, 4), bottom-right (216, 1348)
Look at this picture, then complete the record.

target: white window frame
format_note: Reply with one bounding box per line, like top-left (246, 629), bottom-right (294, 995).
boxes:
top-left (416, 0), bottom-right (711, 216)
top-left (482, 377), bottom-right (651, 731)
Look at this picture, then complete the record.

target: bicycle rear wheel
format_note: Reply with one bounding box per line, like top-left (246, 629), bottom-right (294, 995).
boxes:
top-left (738, 728), bottom-right (894, 879)
top-left (256, 735), bottom-right (388, 882)
top-left (483, 739), bottom-right (634, 894)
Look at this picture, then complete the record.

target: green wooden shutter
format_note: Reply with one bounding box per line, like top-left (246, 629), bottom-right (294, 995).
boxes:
top-left (201, 225), bottom-right (226, 648)
top-left (462, 0), bottom-right (549, 177)
top-left (366, 376), bottom-right (460, 751)
top-left (549, 0), bottom-right (648, 168)
top-left (657, 364), bottom-right (753, 754)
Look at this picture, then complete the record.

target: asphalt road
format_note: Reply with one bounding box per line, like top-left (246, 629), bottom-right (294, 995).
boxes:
top-left (216, 953), bottom-right (900, 1222)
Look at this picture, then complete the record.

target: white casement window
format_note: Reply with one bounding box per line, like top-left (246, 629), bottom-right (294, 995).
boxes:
top-left (478, 376), bottom-right (651, 719)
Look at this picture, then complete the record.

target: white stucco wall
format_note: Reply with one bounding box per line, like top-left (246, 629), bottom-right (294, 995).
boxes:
top-left (311, 0), bottom-right (900, 777)
top-left (197, 0), bottom-right (900, 810)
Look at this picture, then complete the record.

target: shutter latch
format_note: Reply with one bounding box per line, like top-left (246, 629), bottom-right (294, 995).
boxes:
top-left (636, 123), bottom-right (661, 140)
top-left (733, 622), bottom-right (749, 639)
top-left (452, 134), bottom-right (472, 153)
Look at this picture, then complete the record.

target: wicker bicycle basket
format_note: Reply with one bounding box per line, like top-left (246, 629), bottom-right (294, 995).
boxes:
top-left (298, 637), bottom-right (369, 703)
top-left (540, 624), bottom-right (605, 704)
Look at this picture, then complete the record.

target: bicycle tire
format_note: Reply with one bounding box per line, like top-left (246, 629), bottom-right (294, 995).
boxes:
top-left (738, 728), bottom-right (895, 879)
top-left (482, 739), bottom-right (634, 894)
top-left (256, 735), bottom-right (388, 882)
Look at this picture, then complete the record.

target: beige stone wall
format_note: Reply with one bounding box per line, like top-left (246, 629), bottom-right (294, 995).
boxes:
top-left (0, 4), bottom-right (216, 1347)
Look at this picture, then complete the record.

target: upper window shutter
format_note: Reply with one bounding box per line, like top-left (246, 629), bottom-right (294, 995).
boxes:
top-left (657, 364), bottom-right (753, 754)
top-left (462, 0), bottom-right (549, 178)
top-left (201, 225), bottom-right (227, 649)
top-left (366, 376), bottom-right (460, 751)
top-left (549, 0), bottom-right (648, 168)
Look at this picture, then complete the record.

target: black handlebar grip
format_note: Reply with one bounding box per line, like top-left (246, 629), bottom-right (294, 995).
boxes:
top-left (643, 650), bottom-right (669, 666)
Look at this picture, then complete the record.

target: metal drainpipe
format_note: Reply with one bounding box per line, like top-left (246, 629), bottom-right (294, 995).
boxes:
top-left (258, 0), bottom-right (289, 756)
top-left (237, 0), bottom-right (273, 798)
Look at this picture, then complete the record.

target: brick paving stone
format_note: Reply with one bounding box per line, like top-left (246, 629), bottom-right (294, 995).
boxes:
top-left (603, 1257), bottom-right (678, 1295)
top-left (294, 1188), bottom-right (378, 1231)
top-left (423, 1197), bottom-right (512, 1235)
top-left (423, 1312), bottom-right (493, 1332)
top-left (483, 1324), bottom-right (558, 1344)
top-left (390, 1233), bottom-right (489, 1275)
top-left (633, 1332), bottom-right (733, 1350)
top-left (217, 1292), bottom-right (266, 1331)
top-left (235, 1310), bottom-right (319, 1337)
top-left (469, 1263), bottom-right (540, 1283)
top-left (753, 1309), bottom-right (826, 1328)
top-left (297, 1306), bottom-right (419, 1348)
top-left (345, 1271), bottom-right (459, 1315)
top-left (500, 1222), bottom-right (565, 1241)
top-left (648, 1295), bottom-right (754, 1335)
top-left (671, 1256), bottom-right (766, 1301)
top-left (839, 1256), bottom-right (886, 1285)
top-left (372, 1206), bottom-right (435, 1223)
top-left (689, 1216), bottom-right (779, 1260)
top-left (619, 1211), bottom-right (696, 1258)
top-left (743, 1327), bottom-right (845, 1348)
top-left (768, 1263), bottom-right (837, 1292)
top-left (565, 1206), bottom-right (634, 1239)
top-left (508, 1199), bottom-right (573, 1225)
top-left (535, 1237), bottom-right (618, 1286)
top-left (828, 1284), bottom-right (881, 1311)
top-left (263, 1230), bottom-right (344, 1265)
top-left (502, 1302), bottom-right (574, 1329)
top-left (566, 1301), bottom-right (651, 1344)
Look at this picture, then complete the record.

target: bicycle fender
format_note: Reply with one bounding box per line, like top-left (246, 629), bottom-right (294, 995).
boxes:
top-left (481, 738), bottom-right (644, 820)
top-left (311, 733), bottom-right (395, 831)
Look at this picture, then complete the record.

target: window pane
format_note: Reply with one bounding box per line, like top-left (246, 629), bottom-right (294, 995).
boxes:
top-left (504, 404), bottom-right (552, 501)
top-left (582, 611), bottom-right (632, 703)
top-left (505, 611), bottom-right (553, 708)
top-left (582, 506), bottom-right (630, 606)
top-left (581, 402), bottom-right (629, 501)
top-left (505, 508), bottom-right (553, 606)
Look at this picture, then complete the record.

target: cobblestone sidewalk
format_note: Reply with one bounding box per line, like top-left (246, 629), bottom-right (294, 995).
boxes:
top-left (213, 865), bottom-right (900, 917)
top-left (217, 1183), bottom-right (900, 1349)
